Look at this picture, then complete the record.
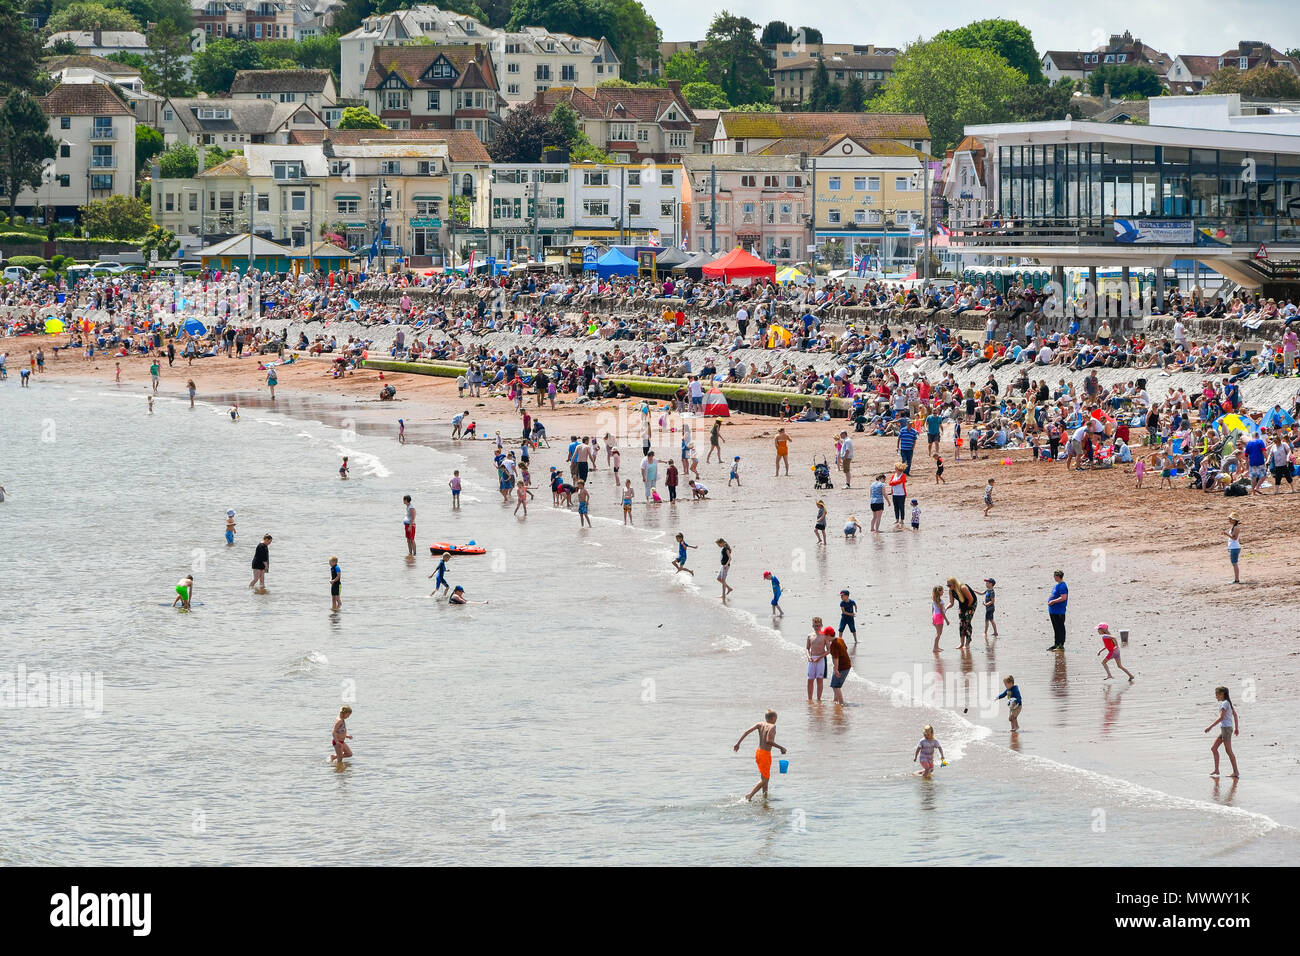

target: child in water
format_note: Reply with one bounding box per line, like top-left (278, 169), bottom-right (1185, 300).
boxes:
top-left (763, 571), bottom-right (783, 616)
top-left (1204, 685), bottom-right (1240, 778)
top-left (930, 585), bottom-right (948, 652)
top-left (329, 556), bottom-right (342, 611)
top-left (733, 709), bottom-right (787, 802)
top-left (996, 675), bottom-right (1023, 731)
top-left (449, 470), bottom-right (461, 508)
top-left (913, 724), bottom-right (945, 778)
top-left (621, 480), bottom-right (634, 525)
top-left (1096, 622), bottom-right (1134, 681)
top-left (172, 574), bottom-right (194, 610)
top-left (225, 510), bottom-right (236, 546)
top-left (672, 533), bottom-right (696, 575)
top-left (329, 705), bottom-right (353, 763)
top-left (339, 456), bottom-right (350, 479)
top-left (843, 515), bottom-right (862, 538)
top-left (398, 419), bottom-right (406, 444)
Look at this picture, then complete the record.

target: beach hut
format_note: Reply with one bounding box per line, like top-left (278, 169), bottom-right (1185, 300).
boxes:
top-left (196, 233), bottom-right (295, 275)
top-left (702, 247), bottom-right (776, 282)
top-left (703, 387), bottom-right (730, 417)
top-left (595, 247), bottom-right (638, 278)
top-left (293, 242), bottom-right (356, 274)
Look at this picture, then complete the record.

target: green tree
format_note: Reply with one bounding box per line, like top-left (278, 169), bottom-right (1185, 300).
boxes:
top-left (797, 27), bottom-right (822, 45)
top-left (731, 101), bottom-right (776, 112)
top-left (1008, 77), bottom-right (1081, 121)
top-left (702, 12), bottom-right (769, 106)
top-left (331, 0), bottom-right (374, 36)
top-left (547, 100), bottom-right (582, 144)
top-left (135, 124), bottom-right (163, 170)
top-left (47, 2), bottom-right (140, 31)
top-left (144, 20), bottom-right (194, 97)
top-left (934, 18), bottom-right (1043, 83)
top-left (190, 37), bottom-right (263, 95)
top-left (872, 38), bottom-right (1027, 154)
top-left (760, 21), bottom-right (794, 46)
top-left (296, 32), bottom-right (342, 74)
top-left (840, 75), bottom-right (866, 112)
top-left (108, 0), bottom-right (192, 30)
top-left (139, 223), bottom-right (178, 260)
top-left (0, 90), bottom-right (55, 219)
top-left (80, 193), bottom-right (153, 238)
top-left (663, 50), bottom-right (708, 85)
top-left (1087, 63), bottom-right (1162, 99)
top-left (0, 0), bottom-right (45, 95)
top-left (681, 80), bottom-right (729, 109)
top-left (49, 37), bottom-right (81, 54)
top-left (157, 142), bottom-right (198, 179)
top-left (507, 0), bottom-right (660, 80)
top-left (488, 102), bottom-right (558, 163)
top-left (809, 57), bottom-right (831, 109)
top-left (1239, 67), bottom-right (1300, 98)
top-left (336, 105), bottom-right (387, 129)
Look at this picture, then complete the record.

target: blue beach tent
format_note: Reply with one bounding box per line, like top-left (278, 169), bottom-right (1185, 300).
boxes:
top-left (594, 248), bottom-right (638, 278)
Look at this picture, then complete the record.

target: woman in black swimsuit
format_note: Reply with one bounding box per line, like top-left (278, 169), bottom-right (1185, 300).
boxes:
top-left (716, 538), bottom-right (734, 601)
top-left (946, 578), bottom-right (977, 648)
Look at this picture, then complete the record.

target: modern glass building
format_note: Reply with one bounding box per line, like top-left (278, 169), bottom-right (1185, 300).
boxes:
top-left (960, 95), bottom-right (1300, 291)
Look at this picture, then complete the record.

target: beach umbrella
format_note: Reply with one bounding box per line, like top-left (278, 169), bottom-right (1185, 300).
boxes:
top-left (775, 266), bottom-right (807, 284)
top-left (1213, 413), bottom-right (1251, 434)
top-left (347, 298), bottom-right (361, 311)
top-left (182, 318), bottom-right (207, 336)
top-left (702, 388), bottom-right (730, 418)
top-left (44, 317), bottom-right (64, 334)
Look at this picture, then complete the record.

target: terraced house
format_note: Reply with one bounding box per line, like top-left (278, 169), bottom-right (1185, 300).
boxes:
top-left (363, 44), bottom-right (501, 142)
top-left (710, 111), bottom-right (931, 157)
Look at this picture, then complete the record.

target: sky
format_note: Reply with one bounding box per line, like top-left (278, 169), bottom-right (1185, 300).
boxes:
top-left (647, 0), bottom-right (1299, 56)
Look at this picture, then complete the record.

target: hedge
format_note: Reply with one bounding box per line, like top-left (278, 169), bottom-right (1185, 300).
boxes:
top-left (7, 255), bottom-right (47, 269)
top-left (0, 231), bottom-right (43, 243)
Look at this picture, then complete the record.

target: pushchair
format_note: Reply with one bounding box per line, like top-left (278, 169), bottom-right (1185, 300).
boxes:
top-left (813, 458), bottom-right (834, 490)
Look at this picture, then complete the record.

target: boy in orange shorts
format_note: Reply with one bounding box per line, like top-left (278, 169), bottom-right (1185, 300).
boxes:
top-left (733, 709), bottom-right (787, 801)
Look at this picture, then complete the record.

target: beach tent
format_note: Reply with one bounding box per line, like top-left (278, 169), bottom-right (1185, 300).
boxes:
top-left (182, 318), bottom-right (207, 336)
top-left (672, 250), bottom-right (716, 275)
top-left (766, 324), bottom-right (793, 348)
top-left (1264, 406), bottom-right (1296, 427)
top-left (44, 317), bottom-right (64, 334)
top-left (775, 266), bottom-right (808, 284)
top-left (595, 248), bottom-right (638, 278)
top-left (1213, 413), bottom-right (1253, 434)
top-left (703, 387), bottom-right (730, 417)
top-left (652, 247), bottom-right (689, 269)
top-left (702, 247), bottom-right (776, 282)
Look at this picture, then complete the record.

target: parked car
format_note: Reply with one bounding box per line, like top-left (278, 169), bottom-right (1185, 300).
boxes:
top-left (3, 265), bottom-right (31, 282)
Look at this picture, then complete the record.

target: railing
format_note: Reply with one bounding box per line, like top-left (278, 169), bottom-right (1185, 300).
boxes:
top-left (90, 157), bottom-right (117, 169)
top-left (947, 220), bottom-right (1109, 245)
top-left (89, 125), bottom-right (115, 141)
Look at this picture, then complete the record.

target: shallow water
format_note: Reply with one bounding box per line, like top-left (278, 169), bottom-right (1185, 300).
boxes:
top-left (0, 379), bottom-right (1295, 865)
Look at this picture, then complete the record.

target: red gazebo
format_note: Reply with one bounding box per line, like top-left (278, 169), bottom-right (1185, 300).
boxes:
top-left (701, 247), bottom-right (777, 282)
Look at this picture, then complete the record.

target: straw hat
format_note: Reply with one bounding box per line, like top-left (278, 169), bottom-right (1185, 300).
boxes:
top-left (1228, 512), bottom-right (1240, 523)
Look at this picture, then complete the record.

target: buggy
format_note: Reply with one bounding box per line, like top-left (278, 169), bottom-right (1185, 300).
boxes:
top-left (813, 458), bottom-right (834, 490)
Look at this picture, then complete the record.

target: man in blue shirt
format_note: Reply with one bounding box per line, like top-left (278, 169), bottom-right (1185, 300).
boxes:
top-left (1245, 434), bottom-right (1268, 493)
top-left (898, 422), bottom-right (919, 475)
top-left (924, 409), bottom-right (944, 456)
top-left (1047, 570), bottom-right (1068, 650)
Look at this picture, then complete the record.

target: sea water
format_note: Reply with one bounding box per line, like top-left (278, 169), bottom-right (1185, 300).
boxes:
top-left (0, 381), bottom-right (1294, 865)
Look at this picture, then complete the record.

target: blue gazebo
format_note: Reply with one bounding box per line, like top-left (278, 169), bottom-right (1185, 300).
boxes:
top-left (594, 247), bottom-right (638, 278)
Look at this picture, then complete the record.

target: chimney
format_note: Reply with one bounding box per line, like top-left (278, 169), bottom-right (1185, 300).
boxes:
top-left (93, 28), bottom-right (102, 48)
top-left (665, 79), bottom-right (682, 96)
top-left (1102, 82), bottom-right (1111, 107)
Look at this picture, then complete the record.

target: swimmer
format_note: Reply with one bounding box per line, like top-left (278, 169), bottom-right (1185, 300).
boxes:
top-left (172, 574), bottom-right (194, 610)
top-left (339, 456), bottom-right (349, 480)
top-left (913, 724), bottom-right (945, 778)
top-left (763, 571), bottom-right (783, 616)
top-left (429, 551), bottom-right (451, 595)
top-left (328, 705), bottom-right (353, 763)
top-left (225, 510), bottom-right (236, 546)
top-left (229, 404), bottom-right (240, 421)
top-left (1096, 623), bottom-right (1134, 681)
top-left (329, 556), bottom-right (342, 611)
top-left (448, 584), bottom-right (488, 605)
top-left (672, 533), bottom-right (697, 575)
top-left (733, 709), bottom-right (786, 802)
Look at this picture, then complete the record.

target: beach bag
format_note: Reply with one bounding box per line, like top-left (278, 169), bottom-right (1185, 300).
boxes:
top-left (1224, 482), bottom-right (1248, 497)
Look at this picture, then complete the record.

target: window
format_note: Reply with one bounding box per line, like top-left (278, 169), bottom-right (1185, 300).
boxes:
top-left (895, 176), bottom-right (909, 191)
top-left (279, 92), bottom-right (297, 103)
top-left (827, 208), bottom-right (841, 223)
top-left (329, 159), bottom-right (352, 177)
top-left (610, 122), bottom-right (633, 141)
top-left (380, 160), bottom-right (401, 175)
top-left (853, 176), bottom-right (866, 191)
top-left (583, 170), bottom-right (608, 186)
top-left (507, 62), bottom-right (519, 73)
top-left (668, 132), bottom-right (687, 149)
top-left (427, 91), bottom-right (440, 110)
top-left (493, 197), bottom-right (523, 219)
top-left (637, 127), bottom-right (649, 142)
top-left (384, 90), bottom-right (408, 110)
top-left (430, 60), bottom-right (455, 79)
top-left (1116, 53), bottom-right (1127, 63)
top-left (60, 116), bottom-right (70, 129)
top-left (660, 201), bottom-right (674, 218)
top-left (786, 175), bottom-right (802, 188)
top-left (58, 174), bottom-right (70, 187)
top-left (91, 145), bottom-right (113, 168)
top-left (92, 117), bottom-right (113, 138)
top-left (627, 201), bottom-right (641, 217)
top-left (627, 170), bottom-right (641, 186)
top-left (734, 139), bottom-right (745, 153)
top-left (336, 198), bottom-right (360, 214)
top-left (561, 64), bottom-right (576, 81)
top-left (415, 199), bottom-right (441, 216)
top-left (256, 193), bottom-right (269, 213)
top-left (164, 193), bottom-right (175, 212)
top-left (660, 169), bottom-right (673, 187)
top-left (535, 197), bottom-right (563, 218)
top-left (417, 160), bottom-right (437, 176)
top-left (1239, 56), bottom-right (1249, 69)
top-left (163, 108), bottom-right (173, 122)
top-left (740, 175), bottom-right (756, 187)
top-left (867, 176), bottom-right (880, 190)
top-left (763, 175), bottom-right (779, 188)
top-left (853, 208), bottom-right (866, 224)
top-left (583, 199), bottom-right (609, 216)
top-left (188, 193), bottom-right (198, 212)
top-left (272, 161), bottom-right (303, 181)
top-left (507, 84), bottom-right (520, 95)
top-left (90, 174), bottom-right (112, 191)
top-left (827, 176), bottom-right (841, 191)
top-left (59, 144), bottom-right (70, 158)
top-left (535, 64), bottom-right (551, 80)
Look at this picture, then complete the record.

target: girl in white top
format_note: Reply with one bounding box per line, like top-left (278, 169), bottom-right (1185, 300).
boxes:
top-left (1225, 513), bottom-right (1242, 584)
top-left (913, 725), bottom-right (944, 778)
top-left (1204, 686), bottom-right (1240, 778)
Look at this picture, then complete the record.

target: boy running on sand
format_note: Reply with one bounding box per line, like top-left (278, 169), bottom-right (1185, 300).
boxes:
top-left (913, 725), bottom-right (945, 778)
top-left (1205, 686), bottom-right (1240, 778)
top-left (733, 710), bottom-right (786, 801)
top-left (763, 571), bottom-right (783, 615)
top-left (1096, 623), bottom-right (1134, 681)
top-left (996, 676), bottom-right (1022, 731)
top-left (329, 706), bottom-right (353, 763)
top-left (982, 478), bottom-right (995, 516)
top-left (673, 533), bottom-right (696, 575)
top-left (728, 456), bottom-right (741, 486)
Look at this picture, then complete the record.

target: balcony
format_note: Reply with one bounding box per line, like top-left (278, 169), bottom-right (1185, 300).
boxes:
top-left (90, 157), bottom-right (117, 169)
top-left (89, 125), bottom-right (116, 141)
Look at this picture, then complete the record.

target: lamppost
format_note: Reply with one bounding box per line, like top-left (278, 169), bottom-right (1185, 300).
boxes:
top-left (911, 160), bottom-right (930, 285)
top-left (182, 186), bottom-right (207, 254)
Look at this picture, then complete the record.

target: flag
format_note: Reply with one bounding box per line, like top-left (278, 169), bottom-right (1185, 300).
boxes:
top-left (648, 232), bottom-right (660, 247)
top-left (467, 250), bottom-right (476, 274)
top-left (680, 235), bottom-right (688, 250)
top-left (936, 223), bottom-right (952, 237)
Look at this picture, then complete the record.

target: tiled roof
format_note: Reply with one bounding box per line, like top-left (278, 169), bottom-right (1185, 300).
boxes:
top-left (39, 82), bottom-right (132, 117)
top-left (720, 111), bottom-right (929, 141)
top-left (534, 85), bottom-right (696, 125)
top-left (290, 127), bottom-right (492, 163)
top-left (42, 54), bottom-right (140, 76)
top-left (1043, 51), bottom-right (1086, 71)
top-left (198, 156), bottom-right (250, 178)
top-left (364, 45), bottom-right (498, 92)
top-left (775, 54), bottom-right (897, 74)
top-left (1176, 55), bottom-right (1221, 77)
top-left (166, 97), bottom-right (323, 133)
top-left (230, 69), bottom-right (333, 95)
